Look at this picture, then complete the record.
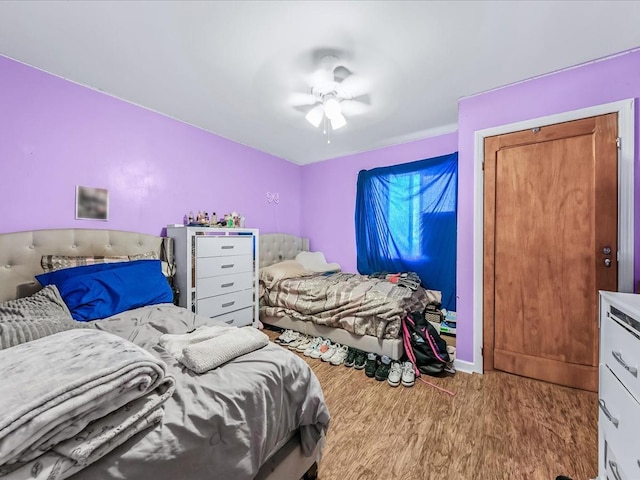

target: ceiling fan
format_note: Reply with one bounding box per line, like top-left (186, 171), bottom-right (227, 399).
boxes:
top-left (290, 54), bottom-right (371, 140)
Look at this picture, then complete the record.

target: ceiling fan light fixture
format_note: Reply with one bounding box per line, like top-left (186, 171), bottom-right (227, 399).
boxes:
top-left (330, 112), bottom-right (347, 130)
top-left (305, 105), bottom-right (324, 128)
top-left (323, 96), bottom-right (342, 120)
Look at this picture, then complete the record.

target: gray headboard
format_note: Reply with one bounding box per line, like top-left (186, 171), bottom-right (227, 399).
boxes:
top-left (259, 234), bottom-right (309, 269)
top-left (0, 229), bottom-right (171, 302)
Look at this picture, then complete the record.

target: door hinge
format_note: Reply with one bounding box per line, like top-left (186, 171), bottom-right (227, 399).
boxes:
top-left (616, 137), bottom-right (622, 149)
top-left (481, 347), bottom-right (484, 357)
top-left (482, 162), bottom-right (485, 171)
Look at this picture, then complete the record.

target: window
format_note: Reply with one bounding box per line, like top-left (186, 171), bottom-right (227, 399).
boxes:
top-left (355, 153), bottom-right (458, 311)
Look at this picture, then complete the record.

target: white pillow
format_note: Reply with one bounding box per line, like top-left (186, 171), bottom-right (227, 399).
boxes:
top-left (259, 260), bottom-right (309, 289)
top-left (294, 251), bottom-right (341, 274)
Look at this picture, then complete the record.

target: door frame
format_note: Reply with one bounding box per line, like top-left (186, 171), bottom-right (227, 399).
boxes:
top-left (473, 99), bottom-right (635, 373)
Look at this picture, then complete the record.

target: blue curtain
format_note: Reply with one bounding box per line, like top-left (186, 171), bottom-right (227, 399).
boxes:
top-left (355, 152), bottom-right (458, 311)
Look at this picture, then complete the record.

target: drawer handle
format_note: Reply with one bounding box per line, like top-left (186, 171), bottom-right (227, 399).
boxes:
top-left (612, 351), bottom-right (638, 377)
top-left (221, 282), bottom-right (235, 288)
top-left (609, 460), bottom-right (622, 480)
top-left (221, 264), bottom-right (234, 269)
top-left (225, 318), bottom-right (234, 324)
top-left (598, 399), bottom-right (619, 428)
top-left (222, 301), bottom-right (235, 308)
top-left (221, 245), bottom-right (235, 250)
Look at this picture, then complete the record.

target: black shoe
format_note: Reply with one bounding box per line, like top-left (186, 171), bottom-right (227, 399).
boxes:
top-left (364, 353), bottom-right (378, 377)
top-left (344, 348), bottom-right (357, 368)
top-left (374, 356), bottom-right (392, 381)
top-left (354, 350), bottom-right (367, 369)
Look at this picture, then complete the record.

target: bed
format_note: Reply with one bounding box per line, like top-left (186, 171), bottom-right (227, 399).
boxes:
top-left (0, 228), bottom-right (329, 480)
top-left (258, 233), bottom-right (440, 360)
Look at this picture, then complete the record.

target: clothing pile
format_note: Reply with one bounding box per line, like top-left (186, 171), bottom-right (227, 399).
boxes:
top-left (369, 272), bottom-right (422, 290)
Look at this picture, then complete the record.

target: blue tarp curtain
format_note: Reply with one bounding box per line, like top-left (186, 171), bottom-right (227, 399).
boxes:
top-left (355, 152), bottom-right (458, 311)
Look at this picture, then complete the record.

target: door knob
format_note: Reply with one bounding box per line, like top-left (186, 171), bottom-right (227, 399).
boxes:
top-left (604, 258), bottom-right (612, 267)
top-left (603, 246), bottom-right (612, 255)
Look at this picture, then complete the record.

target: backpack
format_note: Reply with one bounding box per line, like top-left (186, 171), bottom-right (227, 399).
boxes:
top-left (402, 310), bottom-right (450, 376)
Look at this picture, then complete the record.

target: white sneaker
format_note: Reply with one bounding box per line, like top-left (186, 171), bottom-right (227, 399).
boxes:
top-left (295, 336), bottom-right (315, 352)
top-left (275, 329), bottom-right (293, 343)
top-left (321, 343), bottom-right (339, 362)
top-left (309, 339), bottom-right (331, 359)
top-left (387, 361), bottom-right (402, 387)
top-left (280, 330), bottom-right (300, 345)
top-left (303, 337), bottom-right (323, 357)
top-left (288, 335), bottom-right (308, 350)
top-left (401, 361), bottom-right (415, 387)
top-left (329, 345), bottom-right (349, 365)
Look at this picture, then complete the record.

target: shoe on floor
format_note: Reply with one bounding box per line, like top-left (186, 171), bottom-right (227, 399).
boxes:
top-left (276, 329), bottom-right (294, 344)
top-left (329, 345), bottom-right (349, 366)
top-left (387, 361), bottom-right (402, 387)
top-left (364, 353), bottom-right (378, 377)
top-left (304, 337), bottom-right (323, 357)
top-left (375, 355), bottom-right (392, 381)
top-left (296, 336), bottom-right (315, 352)
top-left (401, 361), bottom-right (415, 387)
top-left (288, 335), bottom-right (308, 350)
top-left (281, 331), bottom-right (300, 345)
top-left (310, 339), bottom-right (331, 359)
top-left (353, 350), bottom-right (367, 370)
top-left (321, 343), bottom-right (340, 362)
top-left (343, 347), bottom-right (357, 368)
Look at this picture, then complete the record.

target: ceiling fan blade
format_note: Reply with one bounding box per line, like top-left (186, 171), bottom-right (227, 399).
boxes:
top-left (336, 74), bottom-right (370, 98)
top-left (340, 99), bottom-right (371, 117)
top-left (289, 92), bottom-right (317, 107)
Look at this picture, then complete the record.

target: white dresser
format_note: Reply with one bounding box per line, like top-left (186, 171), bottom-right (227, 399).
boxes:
top-left (167, 226), bottom-right (259, 327)
top-left (598, 291), bottom-right (640, 480)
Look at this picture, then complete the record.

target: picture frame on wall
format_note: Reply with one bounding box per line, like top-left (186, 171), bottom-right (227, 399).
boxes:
top-left (75, 185), bottom-right (109, 221)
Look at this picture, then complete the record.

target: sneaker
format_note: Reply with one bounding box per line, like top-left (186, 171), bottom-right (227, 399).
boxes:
top-left (401, 361), bottom-right (415, 387)
top-left (321, 343), bottom-right (340, 362)
top-left (329, 345), bottom-right (349, 366)
top-left (387, 361), bottom-right (402, 387)
top-left (343, 347), bottom-right (357, 368)
top-left (280, 331), bottom-right (300, 345)
top-left (353, 350), bottom-right (367, 369)
top-left (375, 355), bottom-right (392, 381)
top-left (275, 329), bottom-right (293, 343)
top-left (304, 337), bottom-right (323, 357)
top-left (288, 335), bottom-right (308, 350)
top-left (364, 353), bottom-right (378, 377)
top-left (310, 339), bottom-right (331, 359)
top-left (295, 336), bottom-right (315, 352)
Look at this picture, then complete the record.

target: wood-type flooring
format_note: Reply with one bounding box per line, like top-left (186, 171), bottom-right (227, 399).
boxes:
top-left (265, 331), bottom-right (598, 480)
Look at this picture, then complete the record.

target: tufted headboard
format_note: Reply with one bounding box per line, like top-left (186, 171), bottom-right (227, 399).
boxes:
top-left (259, 234), bottom-right (309, 269)
top-left (0, 229), bottom-right (172, 302)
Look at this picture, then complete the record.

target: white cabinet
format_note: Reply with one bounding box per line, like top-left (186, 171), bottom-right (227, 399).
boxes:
top-left (598, 292), bottom-right (640, 480)
top-left (167, 226), bottom-right (259, 327)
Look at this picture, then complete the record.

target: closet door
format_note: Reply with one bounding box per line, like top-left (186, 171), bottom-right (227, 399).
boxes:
top-left (483, 114), bottom-right (618, 392)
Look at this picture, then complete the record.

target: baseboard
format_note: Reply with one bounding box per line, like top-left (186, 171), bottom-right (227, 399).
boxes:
top-left (454, 358), bottom-right (481, 374)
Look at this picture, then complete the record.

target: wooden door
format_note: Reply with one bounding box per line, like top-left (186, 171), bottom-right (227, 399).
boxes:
top-left (483, 114), bottom-right (618, 392)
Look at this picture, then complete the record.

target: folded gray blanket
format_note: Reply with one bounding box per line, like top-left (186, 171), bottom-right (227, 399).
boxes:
top-left (160, 326), bottom-right (269, 373)
top-left (0, 329), bottom-right (175, 480)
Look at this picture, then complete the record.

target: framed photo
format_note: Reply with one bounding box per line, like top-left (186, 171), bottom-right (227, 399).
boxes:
top-left (75, 185), bottom-right (109, 221)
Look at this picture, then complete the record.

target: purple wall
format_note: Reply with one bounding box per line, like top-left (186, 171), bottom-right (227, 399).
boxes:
top-left (300, 133), bottom-right (458, 273)
top-left (455, 49), bottom-right (640, 364)
top-left (0, 55), bottom-right (301, 237)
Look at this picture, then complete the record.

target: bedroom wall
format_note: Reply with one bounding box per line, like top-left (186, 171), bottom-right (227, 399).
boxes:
top-left (455, 48), bottom-right (640, 366)
top-left (0, 55), bottom-right (301, 237)
top-left (299, 132), bottom-right (458, 273)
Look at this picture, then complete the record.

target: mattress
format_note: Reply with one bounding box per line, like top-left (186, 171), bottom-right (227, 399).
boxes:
top-left (71, 304), bottom-right (329, 480)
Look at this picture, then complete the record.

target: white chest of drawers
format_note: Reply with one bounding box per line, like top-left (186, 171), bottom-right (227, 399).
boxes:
top-left (167, 226), bottom-right (259, 327)
top-left (598, 291), bottom-right (640, 480)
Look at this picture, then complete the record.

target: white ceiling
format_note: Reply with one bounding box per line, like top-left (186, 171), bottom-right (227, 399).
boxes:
top-left (1, 1), bottom-right (639, 164)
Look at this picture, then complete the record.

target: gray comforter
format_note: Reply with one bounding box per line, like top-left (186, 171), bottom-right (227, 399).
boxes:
top-left (72, 304), bottom-right (329, 480)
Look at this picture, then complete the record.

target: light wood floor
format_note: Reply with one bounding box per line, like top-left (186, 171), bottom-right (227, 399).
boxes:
top-left (265, 331), bottom-right (598, 480)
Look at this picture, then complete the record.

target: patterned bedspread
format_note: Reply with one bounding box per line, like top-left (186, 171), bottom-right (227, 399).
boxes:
top-left (260, 273), bottom-right (441, 339)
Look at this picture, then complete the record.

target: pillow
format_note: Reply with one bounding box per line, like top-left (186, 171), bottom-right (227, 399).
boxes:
top-left (259, 260), bottom-right (310, 289)
top-left (294, 251), bottom-right (341, 274)
top-left (0, 285), bottom-right (85, 350)
top-left (36, 260), bottom-right (173, 321)
top-left (41, 251), bottom-right (160, 273)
